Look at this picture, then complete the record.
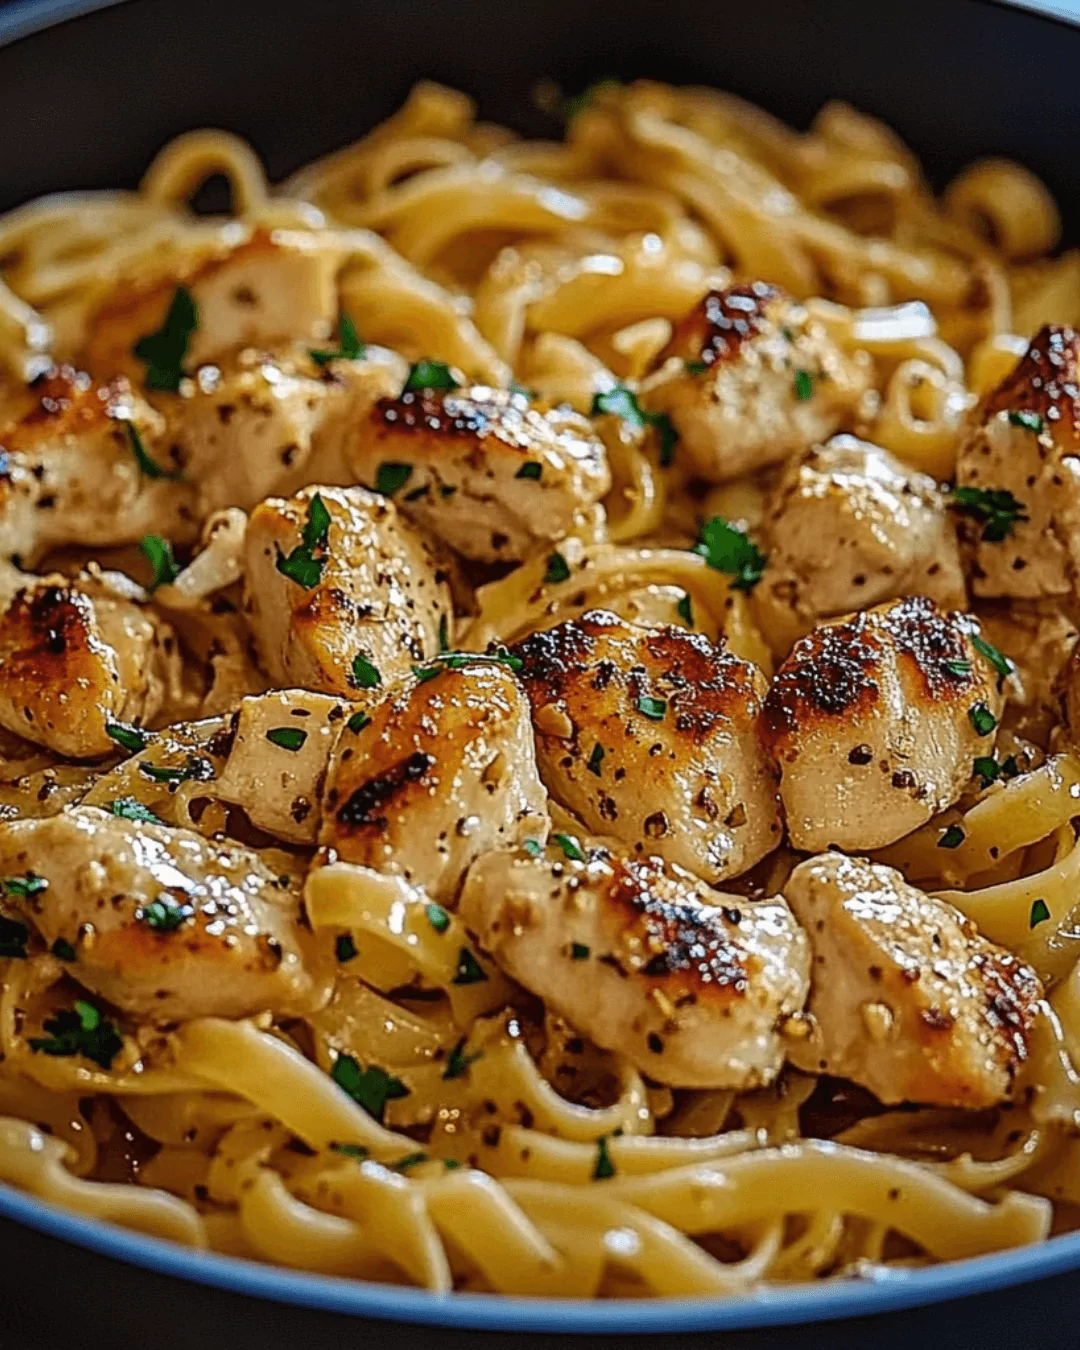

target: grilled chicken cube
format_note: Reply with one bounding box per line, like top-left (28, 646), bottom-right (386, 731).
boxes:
top-left (0, 366), bottom-right (193, 566)
top-left (785, 853), bottom-right (1043, 1108)
top-left (459, 845), bottom-right (810, 1089)
top-left (0, 572), bottom-right (182, 759)
top-left (242, 484), bottom-right (452, 696)
top-left (0, 806), bottom-right (317, 1023)
top-left (165, 344), bottom-right (408, 517)
top-left (511, 610), bottom-right (780, 885)
top-left (640, 283), bottom-right (871, 483)
top-left (754, 435), bottom-right (966, 653)
top-left (212, 689), bottom-right (351, 845)
top-left (762, 596), bottom-right (1005, 851)
top-left (350, 386), bottom-right (610, 563)
top-left (954, 325), bottom-right (1080, 601)
top-left (319, 659), bottom-right (547, 904)
top-left (83, 229), bottom-right (342, 383)
top-left (981, 600), bottom-right (1076, 745)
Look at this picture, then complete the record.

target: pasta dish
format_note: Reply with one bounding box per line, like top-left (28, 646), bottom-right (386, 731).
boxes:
top-left (1, 78), bottom-right (1080, 1298)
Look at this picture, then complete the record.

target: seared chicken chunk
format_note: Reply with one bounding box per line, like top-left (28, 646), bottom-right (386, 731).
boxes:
top-left (459, 845), bottom-right (810, 1089)
top-left (83, 229), bottom-right (341, 382)
top-left (0, 806), bottom-right (317, 1023)
top-left (165, 344), bottom-right (408, 517)
top-left (511, 610), bottom-right (780, 885)
top-left (0, 366), bottom-right (193, 566)
top-left (980, 601), bottom-right (1076, 745)
top-left (785, 854), bottom-right (1042, 1108)
top-left (754, 435), bottom-right (966, 653)
top-left (242, 484), bottom-right (452, 696)
top-left (351, 386), bottom-right (610, 563)
top-left (0, 572), bottom-right (182, 759)
top-left (212, 689), bottom-right (351, 845)
top-left (763, 596), bottom-right (1005, 851)
top-left (319, 659), bottom-right (547, 903)
top-left (640, 283), bottom-right (871, 482)
top-left (954, 325), bottom-right (1080, 601)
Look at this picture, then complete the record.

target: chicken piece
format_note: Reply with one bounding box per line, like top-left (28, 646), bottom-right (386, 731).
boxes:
top-left (0, 571), bottom-right (182, 759)
top-left (0, 806), bottom-right (317, 1023)
top-left (350, 386), bottom-right (610, 563)
top-left (165, 344), bottom-right (408, 517)
top-left (762, 596), bottom-right (1005, 851)
top-left (83, 229), bottom-right (342, 383)
top-left (784, 853), bottom-right (1042, 1107)
top-left (242, 484), bottom-right (452, 696)
top-left (980, 601), bottom-right (1077, 745)
top-left (754, 435), bottom-right (966, 653)
top-left (459, 844), bottom-right (810, 1089)
top-left (954, 325), bottom-right (1080, 601)
top-left (639, 282), bottom-right (871, 482)
top-left (0, 366), bottom-right (194, 567)
top-left (212, 689), bottom-right (350, 845)
top-left (511, 610), bottom-right (780, 885)
top-left (319, 659), bottom-right (547, 904)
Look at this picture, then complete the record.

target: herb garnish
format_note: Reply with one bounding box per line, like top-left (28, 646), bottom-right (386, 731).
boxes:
top-left (309, 311), bottom-right (364, 367)
top-left (443, 1037), bottom-right (483, 1080)
top-left (1030, 898), bottom-right (1051, 928)
top-left (970, 633), bottom-right (1014, 687)
top-left (591, 385), bottom-right (678, 466)
top-left (943, 659), bottom-right (972, 678)
top-left (593, 1135), bottom-right (616, 1180)
top-left (563, 79), bottom-right (620, 121)
top-left (515, 461), bottom-right (543, 480)
top-left (793, 369), bottom-right (814, 401)
top-left (51, 938), bottom-right (76, 961)
top-left (138, 898), bottom-right (193, 933)
top-left (587, 743), bottom-right (605, 776)
top-left (375, 462), bottom-right (413, 496)
top-left (404, 360), bottom-right (459, 392)
top-left (694, 516), bottom-right (767, 592)
top-left (275, 492), bottom-right (331, 589)
top-left (29, 1000), bottom-right (123, 1069)
top-left (141, 535), bottom-right (179, 590)
top-left (425, 902), bottom-right (451, 934)
top-left (951, 486), bottom-right (1028, 542)
top-left (545, 551), bottom-right (571, 584)
top-left (938, 824), bottom-right (966, 850)
top-left (968, 703), bottom-right (997, 737)
top-left (452, 949), bottom-right (488, 985)
top-left (125, 422), bottom-right (179, 480)
top-left (266, 727), bottom-right (308, 752)
top-left (133, 286), bottom-right (197, 392)
top-left (335, 934), bottom-right (358, 963)
top-left (351, 652), bottom-right (381, 690)
top-left (552, 833), bottom-right (585, 862)
top-left (110, 797), bottom-right (163, 825)
top-left (1008, 410), bottom-right (1044, 434)
top-left (393, 1152), bottom-right (429, 1172)
top-left (411, 649), bottom-right (523, 681)
top-left (636, 695), bottom-right (666, 721)
top-left (676, 592), bottom-right (693, 627)
top-left (331, 1054), bottom-right (409, 1122)
top-left (571, 943), bottom-right (590, 961)
top-left (974, 753), bottom-right (1020, 788)
top-left (105, 721), bottom-right (148, 754)
top-left (1, 873), bottom-right (47, 899)
top-left (523, 839), bottom-right (543, 857)
top-left (329, 1142), bottom-right (369, 1160)
top-left (346, 710), bottom-right (371, 734)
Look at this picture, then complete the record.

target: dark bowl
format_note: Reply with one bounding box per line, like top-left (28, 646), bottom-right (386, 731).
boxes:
top-left (2, 1), bottom-right (1080, 1346)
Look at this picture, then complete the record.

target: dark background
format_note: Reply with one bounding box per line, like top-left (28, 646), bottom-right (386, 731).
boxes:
top-left (2, 0), bottom-right (1080, 1345)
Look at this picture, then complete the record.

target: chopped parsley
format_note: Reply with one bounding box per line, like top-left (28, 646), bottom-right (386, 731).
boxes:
top-left (452, 949), bottom-right (488, 985)
top-left (266, 726), bottom-right (307, 752)
top-left (442, 1037), bottom-right (483, 1080)
top-left (331, 1054), bottom-right (409, 1122)
top-left (106, 721), bottom-right (147, 755)
top-left (138, 898), bottom-right (193, 933)
top-left (125, 421), bottom-right (179, 480)
top-left (636, 695), bottom-right (666, 721)
top-left (523, 839), bottom-right (543, 857)
top-left (133, 286), bottom-right (197, 392)
top-left (593, 1135), bottom-right (616, 1180)
top-left (404, 360), bottom-right (459, 393)
top-left (329, 1142), bottom-right (369, 1160)
top-left (346, 710), bottom-right (371, 734)
top-left (974, 753), bottom-right (1020, 788)
top-left (545, 551), bottom-right (571, 584)
top-left (425, 902), bottom-right (451, 934)
top-left (51, 938), bottom-right (76, 961)
top-left (552, 832), bottom-right (585, 862)
top-left (411, 648), bottom-right (523, 682)
top-left (951, 485), bottom-right (1028, 542)
top-left (968, 703), bottom-right (997, 737)
top-left (275, 492), bottom-right (331, 589)
top-left (676, 592), bottom-right (693, 627)
top-left (374, 462), bottom-right (413, 496)
top-left (110, 797), bottom-right (163, 825)
top-left (351, 652), bottom-right (381, 690)
top-left (335, 933), bottom-right (358, 963)
top-left (971, 633), bottom-right (1014, 687)
top-left (309, 311), bottom-right (364, 366)
top-left (793, 369), bottom-right (814, 401)
top-left (439, 613), bottom-right (450, 651)
top-left (685, 360), bottom-right (709, 375)
top-left (1, 872), bottom-right (47, 900)
top-left (694, 516), bottom-right (767, 593)
top-left (943, 659), bottom-right (972, 678)
top-left (937, 824), bottom-right (966, 850)
top-left (29, 1000), bottom-right (123, 1069)
top-left (515, 461), bottom-right (543, 480)
top-left (140, 535), bottom-right (179, 590)
top-left (1030, 898), bottom-right (1051, 928)
top-left (1008, 409), bottom-right (1044, 434)
top-left (571, 943), bottom-right (590, 961)
top-left (0, 915), bottom-right (29, 960)
top-left (393, 1152), bottom-right (429, 1172)
top-left (591, 385), bottom-right (678, 466)
top-left (139, 754), bottom-right (213, 786)
top-left (587, 743), bottom-right (605, 776)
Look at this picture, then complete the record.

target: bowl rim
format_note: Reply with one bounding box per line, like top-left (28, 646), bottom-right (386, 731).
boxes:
top-left (4, 0), bottom-right (1080, 1330)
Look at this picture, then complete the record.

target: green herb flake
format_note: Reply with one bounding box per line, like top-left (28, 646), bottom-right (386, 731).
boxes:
top-left (412, 649), bottom-right (524, 683)
top-left (593, 1135), bottom-right (616, 1180)
top-left (110, 797), bottom-right (163, 825)
top-left (330, 1054), bottom-right (409, 1122)
top-left (545, 551), bottom-right (571, 584)
top-left (375, 462), bottom-right (413, 496)
top-left (425, 902), bottom-right (451, 935)
top-left (563, 79), bottom-right (620, 121)
top-left (329, 1142), bottom-right (369, 1160)
top-left (442, 1037), bottom-right (483, 1080)
top-left (571, 942), bottom-right (590, 961)
top-left (1030, 898), bottom-right (1051, 928)
top-left (439, 612), bottom-right (450, 652)
top-left (50, 938), bottom-right (76, 962)
top-left (587, 743), bottom-right (605, 777)
top-left (125, 421), bottom-right (179, 480)
top-left (971, 632), bottom-right (1014, 686)
top-left (943, 659), bottom-right (972, 678)
top-left (515, 460), bottom-right (543, 480)
top-left (309, 311), bottom-right (364, 367)
top-left (138, 898), bottom-right (193, 933)
top-left (140, 535), bottom-right (179, 590)
top-left (938, 824), bottom-right (966, 850)
top-left (404, 360), bottom-right (459, 392)
top-left (106, 720), bottom-right (147, 756)
top-left (793, 369), bottom-right (814, 401)
top-left (968, 702), bottom-right (998, 737)
top-left (266, 726), bottom-right (308, 753)
top-left (2, 872), bottom-right (48, 899)
top-left (452, 948), bottom-right (488, 986)
top-left (951, 485), bottom-right (1028, 543)
top-left (351, 652), bottom-right (382, 690)
top-left (523, 839), bottom-right (543, 857)
top-left (694, 516), bottom-right (767, 593)
top-left (637, 695), bottom-right (667, 721)
top-left (133, 286), bottom-right (197, 392)
top-left (591, 385), bottom-right (679, 466)
top-left (552, 832), bottom-right (585, 862)
top-left (346, 710), bottom-right (371, 734)
top-left (393, 1152), bottom-right (430, 1173)
top-left (335, 933), bottom-right (358, 963)
top-left (1008, 409), bottom-right (1044, 434)
top-left (29, 1000), bottom-right (123, 1069)
top-left (676, 592), bottom-right (693, 627)
top-left (0, 915), bottom-right (29, 960)
top-left (275, 492), bottom-right (332, 589)
top-left (685, 360), bottom-right (709, 375)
